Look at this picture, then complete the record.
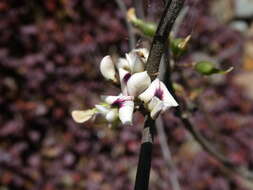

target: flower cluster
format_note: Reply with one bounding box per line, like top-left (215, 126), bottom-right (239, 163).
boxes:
top-left (72, 48), bottom-right (178, 127)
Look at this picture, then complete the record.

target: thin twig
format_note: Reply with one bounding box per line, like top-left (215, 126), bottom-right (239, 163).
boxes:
top-left (133, 0), bottom-right (144, 19)
top-left (171, 65), bottom-right (253, 181)
top-left (156, 33), bottom-right (181, 190)
top-left (156, 117), bottom-right (181, 190)
top-left (176, 110), bottom-right (253, 181)
top-left (115, 0), bottom-right (136, 50)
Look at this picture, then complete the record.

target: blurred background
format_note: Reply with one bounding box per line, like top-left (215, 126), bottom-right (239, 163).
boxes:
top-left (1, 0), bottom-right (253, 189)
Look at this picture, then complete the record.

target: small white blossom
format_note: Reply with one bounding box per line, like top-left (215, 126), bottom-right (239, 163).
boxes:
top-left (139, 79), bottom-right (178, 119)
top-left (73, 48), bottom-right (177, 128)
top-left (117, 48), bottom-right (151, 97)
top-left (103, 95), bottom-right (134, 125)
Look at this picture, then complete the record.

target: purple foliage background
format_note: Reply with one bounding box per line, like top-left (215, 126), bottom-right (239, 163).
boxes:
top-left (0, 0), bottom-right (253, 189)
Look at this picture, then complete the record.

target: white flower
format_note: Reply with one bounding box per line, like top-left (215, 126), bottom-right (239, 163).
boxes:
top-left (73, 48), bottom-right (152, 127)
top-left (117, 48), bottom-right (151, 97)
top-left (139, 79), bottom-right (178, 119)
top-left (100, 55), bottom-right (117, 82)
top-left (103, 95), bottom-right (134, 125)
top-left (72, 95), bottom-right (134, 126)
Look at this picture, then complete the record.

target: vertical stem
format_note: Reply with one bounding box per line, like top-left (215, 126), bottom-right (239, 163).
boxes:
top-left (156, 117), bottom-right (181, 190)
top-left (146, 0), bottom-right (185, 80)
top-left (134, 0), bottom-right (185, 189)
top-left (134, 116), bottom-right (155, 190)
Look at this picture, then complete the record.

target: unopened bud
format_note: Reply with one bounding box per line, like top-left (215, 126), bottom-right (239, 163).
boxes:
top-left (194, 61), bottom-right (233, 75)
top-left (170, 35), bottom-right (191, 58)
top-left (127, 8), bottom-right (157, 37)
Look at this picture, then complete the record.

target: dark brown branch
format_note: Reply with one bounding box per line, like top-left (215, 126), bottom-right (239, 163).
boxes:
top-left (146, 0), bottom-right (185, 80)
top-left (134, 116), bottom-right (155, 190)
top-left (134, 0), bottom-right (185, 189)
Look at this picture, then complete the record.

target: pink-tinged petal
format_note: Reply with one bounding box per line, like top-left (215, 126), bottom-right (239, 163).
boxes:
top-left (119, 100), bottom-right (134, 125)
top-left (138, 78), bottom-right (160, 103)
top-left (100, 55), bottom-right (117, 82)
top-left (71, 109), bottom-right (95, 123)
top-left (119, 68), bottom-right (131, 96)
top-left (111, 95), bottom-right (134, 108)
top-left (105, 109), bottom-right (118, 122)
top-left (103, 95), bottom-right (120, 104)
top-left (159, 81), bottom-right (178, 107)
top-left (127, 71), bottom-right (151, 97)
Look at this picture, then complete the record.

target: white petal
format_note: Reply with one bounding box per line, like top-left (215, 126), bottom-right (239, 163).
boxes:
top-left (117, 58), bottom-right (130, 71)
top-left (119, 68), bottom-right (130, 96)
top-left (119, 100), bottom-right (134, 125)
top-left (138, 78), bottom-right (160, 103)
top-left (71, 109), bottom-right (95, 123)
top-left (100, 55), bottom-right (117, 82)
top-left (149, 98), bottom-right (163, 119)
top-left (159, 81), bottom-right (178, 107)
top-left (105, 109), bottom-right (118, 122)
top-left (127, 71), bottom-right (151, 97)
top-left (95, 105), bottom-right (110, 115)
top-left (126, 51), bottom-right (145, 73)
top-left (148, 97), bottom-right (161, 111)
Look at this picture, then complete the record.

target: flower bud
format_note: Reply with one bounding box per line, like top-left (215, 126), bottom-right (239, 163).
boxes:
top-left (194, 61), bottom-right (233, 75)
top-left (127, 8), bottom-right (157, 37)
top-left (170, 35), bottom-right (191, 58)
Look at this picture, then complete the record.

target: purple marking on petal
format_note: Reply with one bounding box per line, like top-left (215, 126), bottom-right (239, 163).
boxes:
top-left (123, 73), bottom-right (131, 83)
top-left (111, 99), bottom-right (124, 108)
top-left (154, 88), bottom-right (163, 100)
